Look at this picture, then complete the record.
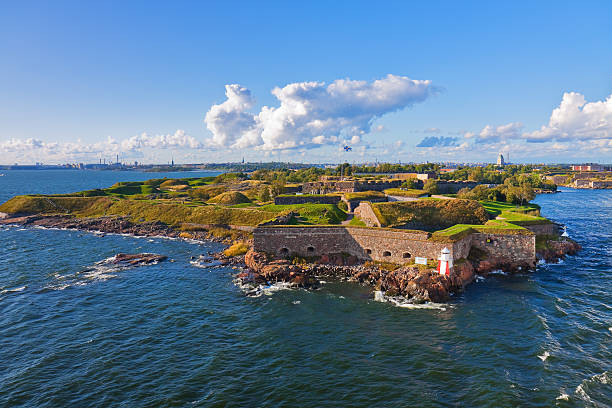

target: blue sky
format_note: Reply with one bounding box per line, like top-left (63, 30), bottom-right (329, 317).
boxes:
top-left (1, 0), bottom-right (611, 164)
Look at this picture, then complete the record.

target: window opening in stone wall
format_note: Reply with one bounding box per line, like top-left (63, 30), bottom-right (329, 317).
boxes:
top-left (365, 249), bottom-right (372, 255)
top-left (280, 247), bottom-right (289, 255)
top-left (383, 251), bottom-right (391, 257)
top-left (403, 252), bottom-right (411, 259)
top-left (307, 246), bottom-right (315, 253)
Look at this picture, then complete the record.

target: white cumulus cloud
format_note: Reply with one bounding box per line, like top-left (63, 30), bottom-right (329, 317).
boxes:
top-left (204, 74), bottom-right (434, 150)
top-left (524, 92), bottom-right (612, 143)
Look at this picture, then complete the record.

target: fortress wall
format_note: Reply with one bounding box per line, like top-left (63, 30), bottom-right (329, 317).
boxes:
top-left (253, 226), bottom-right (471, 265)
top-left (274, 195), bottom-right (341, 205)
top-left (435, 181), bottom-right (478, 194)
top-left (345, 197), bottom-right (387, 213)
top-left (471, 233), bottom-right (535, 264)
top-left (524, 223), bottom-right (557, 236)
top-left (354, 202), bottom-right (381, 227)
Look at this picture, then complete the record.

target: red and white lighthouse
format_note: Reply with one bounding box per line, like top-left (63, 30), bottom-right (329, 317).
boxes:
top-left (437, 247), bottom-right (453, 276)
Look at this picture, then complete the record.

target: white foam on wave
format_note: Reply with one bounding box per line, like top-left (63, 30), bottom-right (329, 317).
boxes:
top-left (538, 351), bottom-right (550, 361)
top-left (292, 300), bottom-right (301, 305)
top-left (373, 290), bottom-right (448, 311)
top-left (0, 285), bottom-right (27, 295)
top-left (574, 371), bottom-right (610, 404)
top-left (475, 275), bottom-right (485, 282)
top-left (40, 254), bottom-right (163, 291)
top-left (488, 269), bottom-right (508, 276)
top-left (234, 279), bottom-right (296, 297)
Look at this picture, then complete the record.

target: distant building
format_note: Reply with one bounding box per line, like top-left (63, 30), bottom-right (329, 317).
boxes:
top-left (571, 163), bottom-right (603, 171)
top-left (496, 153), bottom-right (505, 166)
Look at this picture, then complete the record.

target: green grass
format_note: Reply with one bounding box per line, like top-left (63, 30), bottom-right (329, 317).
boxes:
top-left (479, 200), bottom-right (541, 217)
top-left (260, 203), bottom-right (346, 225)
top-left (372, 199), bottom-right (490, 229)
top-left (343, 191), bottom-right (386, 201)
top-left (207, 191), bottom-right (251, 205)
top-left (0, 195), bottom-right (278, 226)
top-left (383, 188), bottom-right (428, 198)
top-left (348, 216), bottom-right (367, 226)
top-left (496, 210), bottom-right (550, 225)
top-left (430, 220), bottom-right (532, 242)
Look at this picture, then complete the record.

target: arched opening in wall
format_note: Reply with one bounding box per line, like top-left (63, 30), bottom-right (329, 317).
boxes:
top-left (403, 252), bottom-right (411, 259)
top-left (365, 249), bottom-right (372, 255)
top-left (307, 246), bottom-right (315, 253)
top-left (280, 247), bottom-right (289, 255)
top-left (383, 251), bottom-right (391, 257)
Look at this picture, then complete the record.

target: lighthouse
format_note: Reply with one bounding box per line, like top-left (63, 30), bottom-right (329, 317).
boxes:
top-left (437, 247), bottom-right (453, 276)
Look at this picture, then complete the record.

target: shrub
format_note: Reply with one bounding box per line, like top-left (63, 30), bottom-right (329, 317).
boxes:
top-left (423, 180), bottom-right (439, 194)
top-left (223, 242), bottom-right (250, 257)
top-left (207, 191), bottom-right (252, 205)
top-left (259, 186), bottom-right (271, 202)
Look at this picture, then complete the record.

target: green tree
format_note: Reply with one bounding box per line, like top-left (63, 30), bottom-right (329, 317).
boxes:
top-left (259, 186), bottom-right (271, 202)
top-left (424, 180), bottom-right (439, 194)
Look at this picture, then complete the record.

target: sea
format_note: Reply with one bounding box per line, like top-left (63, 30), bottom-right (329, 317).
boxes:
top-left (0, 170), bottom-right (610, 407)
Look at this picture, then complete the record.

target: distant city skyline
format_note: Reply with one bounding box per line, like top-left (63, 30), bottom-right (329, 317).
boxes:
top-left (1, 1), bottom-right (611, 165)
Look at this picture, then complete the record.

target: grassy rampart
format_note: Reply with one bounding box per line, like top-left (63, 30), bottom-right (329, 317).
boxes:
top-left (372, 199), bottom-right (490, 229)
top-left (0, 195), bottom-right (278, 226)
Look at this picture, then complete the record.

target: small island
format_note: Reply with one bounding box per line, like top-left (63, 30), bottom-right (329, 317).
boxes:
top-left (0, 165), bottom-right (581, 304)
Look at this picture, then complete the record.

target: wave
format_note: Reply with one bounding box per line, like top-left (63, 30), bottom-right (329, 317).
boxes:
top-left (574, 371), bottom-right (610, 405)
top-left (372, 290), bottom-right (448, 311)
top-left (235, 280), bottom-right (296, 297)
top-left (40, 254), bottom-right (160, 291)
top-left (0, 285), bottom-right (27, 295)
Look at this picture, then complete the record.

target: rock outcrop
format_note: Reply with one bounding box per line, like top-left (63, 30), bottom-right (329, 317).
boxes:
top-left (113, 253), bottom-right (167, 266)
top-left (536, 238), bottom-right (581, 263)
top-left (241, 249), bottom-right (476, 302)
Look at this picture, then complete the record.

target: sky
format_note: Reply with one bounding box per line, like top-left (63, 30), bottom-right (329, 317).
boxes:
top-left (1, 0), bottom-right (611, 165)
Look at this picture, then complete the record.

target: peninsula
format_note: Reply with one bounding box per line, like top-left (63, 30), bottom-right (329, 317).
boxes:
top-left (0, 164), bottom-right (581, 303)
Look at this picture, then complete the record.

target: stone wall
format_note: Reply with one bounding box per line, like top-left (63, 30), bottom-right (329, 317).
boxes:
top-left (591, 180), bottom-right (612, 188)
top-left (436, 181), bottom-right (478, 194)
top-left (303, 180), bottom-right (402, 194)
top-left (471, 233), bottom-right (535, 265)
top-left (253, 225), bottom-right (473, 265)
top-left (344, 197), bottom-right (387, 212)
top-left (354, 202), bottom-right (381, 227)
top-left (274, 195), bottom-right (341, 205)
top-left (524, 223), bottom-right (557, 236)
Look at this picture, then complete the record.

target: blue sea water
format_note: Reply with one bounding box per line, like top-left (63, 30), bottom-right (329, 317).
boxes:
top-left (0, 171), bottom-right (610, 407)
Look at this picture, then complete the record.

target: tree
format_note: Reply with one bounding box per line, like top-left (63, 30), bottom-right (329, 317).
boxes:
top-left (423, 180), bottom-right (439, 195)
top-left (519, 184), bottom-right (535, 206)
top-left (259, 187), bottom-right (271, 202)
top-left (270, 181), bottom-right (285, 197)
top-left (401, 179), bottom-right (418, 189)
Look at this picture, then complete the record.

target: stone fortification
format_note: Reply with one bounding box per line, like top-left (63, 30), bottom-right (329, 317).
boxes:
top-left (354, 202), bottom-right (381, 227)
top-left (274, 195), bottom-right (341, 205)
top-left (253, 225), bottom-right (474, 265)
top-left (574, 179), bottom-right (612, 189)
top-left (344, 196), bottom-right (387, 212)
top-left (471, 232), bottom-right (536, 268)
top-left (303, 179), bottom-right (401, 194)
top-left (435, 181), bottom-right (478, 194)
top-left (523, 223), bottom-right (557, 236)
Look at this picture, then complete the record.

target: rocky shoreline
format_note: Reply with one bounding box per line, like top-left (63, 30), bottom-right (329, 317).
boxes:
top-left (0, 214), bottom-right (235, 244)
top-left (0, 213), bottom-right (581, 304)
